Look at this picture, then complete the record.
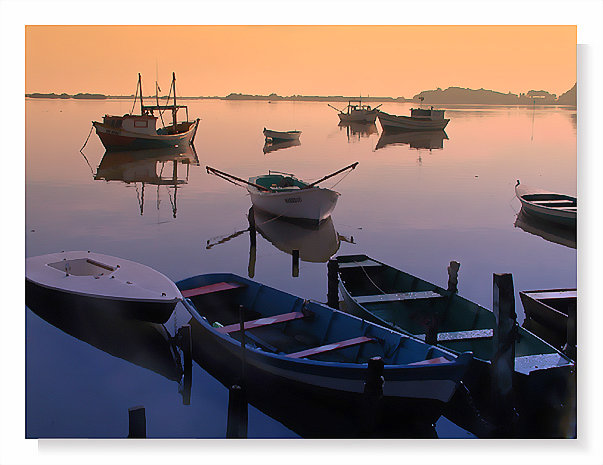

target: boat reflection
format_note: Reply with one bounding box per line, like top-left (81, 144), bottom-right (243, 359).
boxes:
top-left (514, 210), bottom-right (576, 249)
top-left (338, 121), bottom-right (379, 142)
top-left (262, 138), bottom-right (301, 154)
top-left (375, 129), bottom-right (448, 151)
top-left (94, 144), bottom-right (199, 217)
top-left (206, 207), bottom-right (354, 277)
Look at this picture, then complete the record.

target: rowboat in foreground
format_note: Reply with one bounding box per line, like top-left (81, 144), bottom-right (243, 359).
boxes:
top-left (176, 273), bottom-right (472, 425)
top-left (263, 128), bottom-right (302, 141)
top-left (336, 254), bottom-right (574, 436)
top-left (206, 162), bottom-right (358, 224)
top-left (93, 73), bottom-right (199, 151)
top-left (520, 289), bottom-right (576, 355)
top-left (329, 101), bottom-right (382, 123)
top-left (377, 107), bottom-right (449, 132)
top-left (26, 251), bottom-right (181, 324)
top-left (515, 181), bottom-right (576, 228)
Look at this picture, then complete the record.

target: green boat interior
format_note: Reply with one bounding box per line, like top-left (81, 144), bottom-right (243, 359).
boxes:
top-left (254, 174), bottom-right (309, 192)
top-left (337, 255), bottom-right (563, 364)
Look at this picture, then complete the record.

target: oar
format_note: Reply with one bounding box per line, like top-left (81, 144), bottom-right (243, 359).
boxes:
top-left (373, 104), bottom-right (383, 111)
top-left (206, 166), bottom-right (272, 192)
top-left (328, 103), bottom-right (344, 113)
top-left (303, 162), bottom-right (359, 189)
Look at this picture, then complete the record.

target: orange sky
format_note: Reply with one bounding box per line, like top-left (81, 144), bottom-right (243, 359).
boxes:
top-left (25, 25), bottom-right (576, 98)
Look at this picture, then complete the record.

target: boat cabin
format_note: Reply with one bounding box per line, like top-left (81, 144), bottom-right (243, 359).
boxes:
top-left (102, 114), bottom-right (158, 135)
top-left (410, 107), bottom-right (446, 120)
top-left (346, 100), bottom-right (372, 113)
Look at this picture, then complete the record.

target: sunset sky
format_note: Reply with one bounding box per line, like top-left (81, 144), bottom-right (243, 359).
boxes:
top-left (25, 25), bottom-right (576, 98)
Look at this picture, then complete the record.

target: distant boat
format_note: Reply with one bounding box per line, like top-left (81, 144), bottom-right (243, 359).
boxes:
top-left (175, 272), bottom-right (473, 425)
top-left (206, 163), bottom-right (358, 224)
top-left (263, 138), bottom-right (301, 154)
top-left (515, 181), bottom-right (576, 228)
top-left (26, 251), bottom-right (181, 324)
top-left (329, 100), bottom-right (382, 123)
top-left (375, 130), bottom-right (448, 151)
top-left (263, 128), bottom-right (302, 141)
top-left (92, 73), bottom-right (199, 151)
top-left (377, 107), bottom-right (449, 131)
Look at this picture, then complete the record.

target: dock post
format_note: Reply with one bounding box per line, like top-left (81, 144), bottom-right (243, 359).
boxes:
top-left (177, 324), bottom-right (192, 405)
top-left (127, 406), bottom-right (146, 438)
top-left (564, 301), bottom-right (577, 360)
top-left (226, 384), bottom-right (248, 438)
top-left (491, 273), bottom-right (518, 437)
top-left (292, 249), bottom-right (300, 277)
top-left (362, 356), bottom-right (384, 436)
top-left (239, 305), bottom-right (247, 384)
top-left (248, 208), bottom-right (256, 278)
top-left (447, 261), bottom-right (460, 293)
top-left (327, 259), bottom-right (339, 309)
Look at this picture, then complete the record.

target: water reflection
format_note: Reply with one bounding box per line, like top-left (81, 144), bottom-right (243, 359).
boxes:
top-left (338, 121), bottom-right (379, 142)
top-left (514, 210), bottom-right (576, 249)
top-left (206, 207), bottom-right (354, 277)
top-left (375, 129), bottom-right (448, 151)
top-left (263, 138), bottom-right (301, 154)
top-left (94, 145), bottom-right (199, 217)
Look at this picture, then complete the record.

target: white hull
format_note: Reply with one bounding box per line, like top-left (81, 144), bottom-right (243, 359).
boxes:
top-left (515, 183), bottom-right (576, 226)
top-left (263, 129), bottom-right (302, 141)
top-left (377, 111), bottom-right (449, 131)
top-left (247, 184), bottom-right (339, 223)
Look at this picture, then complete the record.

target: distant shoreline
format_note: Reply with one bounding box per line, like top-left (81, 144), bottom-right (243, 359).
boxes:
top-left (25, 85), bottom-right (577, 107)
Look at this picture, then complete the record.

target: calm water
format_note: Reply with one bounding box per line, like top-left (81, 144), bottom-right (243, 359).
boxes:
top-left (25, 98), bottom-right (576, 438)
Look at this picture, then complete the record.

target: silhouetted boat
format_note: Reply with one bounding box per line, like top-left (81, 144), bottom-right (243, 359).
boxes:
top-left (377, 107), bottom-right (449, 131)
top-left (336, 254), bottom-right (575, 436)
top-left (93, 73), bottom-right (199, 151)
top-left (375, 130), bottom-right (448, 150)
top-left (329, 100), bottom-right (381, 123)
top-left (26, 251), bottom-right (181, 324)
top-left (176, 273), bottom-right (472, 425)
top-left (263, 138), bottom-right (301, 154)
top-left (263, 128), bottom-right (302, 141)
top-left (515, 181), bottom-right (576, 228)
top-left (514, 210), bottom-right (576, 249)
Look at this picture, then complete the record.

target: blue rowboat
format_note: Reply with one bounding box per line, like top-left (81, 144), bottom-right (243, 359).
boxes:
top-left (176, 273), bottom-right (472, 425)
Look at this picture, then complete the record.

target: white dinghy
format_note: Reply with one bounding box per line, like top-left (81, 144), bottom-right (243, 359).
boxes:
top-left (26, 251), bottom-right (182, 323)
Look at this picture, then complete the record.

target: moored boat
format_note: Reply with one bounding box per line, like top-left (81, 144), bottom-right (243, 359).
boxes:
top-left (263, 128), bottom-right (302, 141)
top-left (330, 100), bottom-right (381, 123)
top-left (377, 107), bottom-right (450, 131)
top-left (515, 181), bottom-right (576, 228)
top-left (92, 73), bottom-right (199, 151)
top-left (176, 272), bottom-right (472, 425)
top-left (26, 251), bottom-right (182, 324)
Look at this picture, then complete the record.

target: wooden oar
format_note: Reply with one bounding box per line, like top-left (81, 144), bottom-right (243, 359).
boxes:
top-left (304, 162), bottom-right (359, 189)
top-left (206, 166), bottom-right (272, 192)
top-left (328, 103), bottom-right (344, 113)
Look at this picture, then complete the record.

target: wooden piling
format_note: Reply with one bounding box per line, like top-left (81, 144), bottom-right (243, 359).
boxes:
top-left (491, 273), bottom-right (518, 436)
top-left (177, 325), bottom-right (192, 405)
top-left (248, 208), bottom-right (256, 278)
top-left (292, 249), bottom-right (300, 277)
top-left (447, 260), bottom-right (460, 293)
top-left (239, 305), bottom-right (246, 384)
top-left (327, 259), bottom-right (339, 309)
top-left (564, 301), bottom-right (577, 360)
top-left (362, 357), bottom-right (384, 436)
top-left (127, 406), bottom-right (146, 438)
top-left (226, 384), bottom-right (248, 439)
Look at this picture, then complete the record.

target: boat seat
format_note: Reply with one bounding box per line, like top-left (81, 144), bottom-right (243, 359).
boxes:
top-left (514, 353), bottom-right (569, 375)
top-left (530, 200), bottom-right (574, 205)
top-left (417, 328), bottom-right (493, 342)
top-left (337, 259), bottom-right (382, 269)
top-left (408, 356), bottom-right (452, 366)
top-left (216, 311), bottom-right (309, 334)
top-left (287, 336), bottom-right (375, 359)
top-left (181, 281), bottom-right (246, 298)
top-left (355, 291), bottom-right (443, 304)
top-left (525, 290), bottom-right (577, 300)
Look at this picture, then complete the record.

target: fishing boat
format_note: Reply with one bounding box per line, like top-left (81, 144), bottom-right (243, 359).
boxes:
top-left (26, 251), bottom-right (182, 324)
top-left (375, 129), bottom-right (448, 151)
top-left (515, 181), bottom-right (576, 228)
top-left (175, 272), bottom-right (472, 425)
top-left (336, 254), bottom-right (575, 436)
top-left (92, 73), bottom-right (199, 151)
top-left (520, 289), bottom-right (576, 354)
top-left (329, 101), bottom-right (382, 123)
top-left (377, 107), bottom-right (449, 131)
top-left (263, 128), bottom-right (302, 141)
top-left (206, 162), bottom-right (358, 224)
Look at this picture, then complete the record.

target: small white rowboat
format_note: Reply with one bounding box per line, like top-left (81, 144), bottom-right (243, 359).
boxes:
top-left (263, 128), bottom-right (302, 141)
top-left (515, 181), bottom-right (576, 228)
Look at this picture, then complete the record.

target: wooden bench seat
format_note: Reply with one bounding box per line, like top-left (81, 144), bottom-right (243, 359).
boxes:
top-left (287, 336), bottom-right (375, 359)
top-left (417, 328), bottom-right (493, 342)
top-left (531, 199), bottom-right (575, 205)
top-left (216, 311), bottom-right (307, 334)
top-left (409, 356), bottom-right (452, 366)
top-left (181, 281), bottom-right (245, 298)
top-left (338, 259), bottom-right (382, 269)
top-left (355, 291), bottom-right (442, 304)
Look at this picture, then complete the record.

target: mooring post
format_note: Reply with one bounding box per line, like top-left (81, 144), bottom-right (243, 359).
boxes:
top-left (239, 304), bottom-right (246, 384)
top-left (127, 406), bottom-right (146, 438)
top-left (292, 249), bottom-right (300, 277)
top-left (492, 273), bottom-right (518, 437)
top-left (177, 324), bottom-right (192, 405)
top-left (447, 260), bottom-right (460, 293)
top-left (362, 356), bottom-right (384, 436)
top-left (226, 384), bottom-right (248, 439)
top-left (327, 259), bottom-right (339, 309)
top-left (564, 301), bottom-right (577, 360)
top-left (248, 208), bottom-right (256, 278)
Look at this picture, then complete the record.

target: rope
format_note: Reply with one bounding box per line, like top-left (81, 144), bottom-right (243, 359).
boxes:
top-left (354, 259), bottom-right (388, 296)
top-left (79, 124), bottom-right (94, 152)
top-left (328, 167), bottom-right (354, 190)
